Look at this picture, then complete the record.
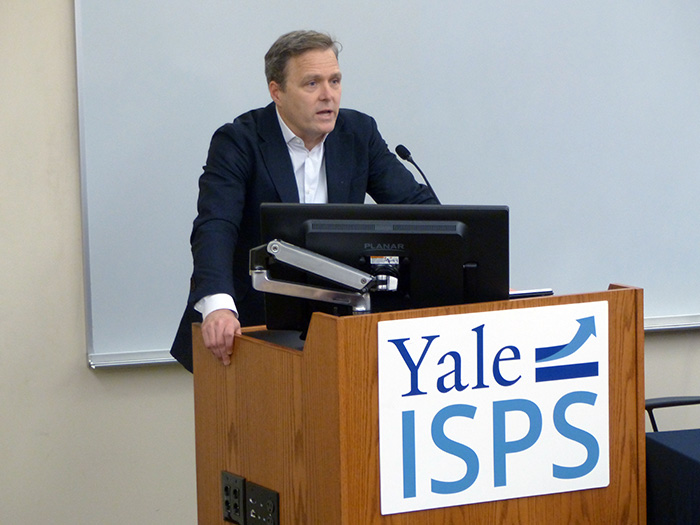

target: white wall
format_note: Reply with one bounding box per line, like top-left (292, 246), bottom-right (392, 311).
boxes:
top-left (645, 331), bottom-right (700, 431)
top-left (1, 1), bottom-right (699, 523)
top-left (0, 1), bottom-right (196, 523)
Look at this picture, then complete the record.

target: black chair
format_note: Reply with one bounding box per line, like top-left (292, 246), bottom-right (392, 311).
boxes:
top-left (645, 396), bottom-right (700, 524)
top-left (645, 396), bottom-right (700, 432)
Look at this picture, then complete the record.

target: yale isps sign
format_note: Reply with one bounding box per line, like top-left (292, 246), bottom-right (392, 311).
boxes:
top-left (377, 301), bottom-right (609, 515)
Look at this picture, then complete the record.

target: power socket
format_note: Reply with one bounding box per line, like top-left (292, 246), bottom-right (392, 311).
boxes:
top-left (246, 480), bottom-right (279, 525)
top-left (221, 472), bottom-right (279, 525)
top-left (221, 471), bottom-right (245, 524)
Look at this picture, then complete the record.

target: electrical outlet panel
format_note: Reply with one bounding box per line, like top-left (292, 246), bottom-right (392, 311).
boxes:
top-left (246, 480), bottom-right (279, 525)
top-left (221, 472), bottom-right (279, 525)
top-left (221, 471), bottom-right (245, 524)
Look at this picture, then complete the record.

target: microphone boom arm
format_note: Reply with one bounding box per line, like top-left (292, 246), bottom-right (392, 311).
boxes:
top-left (395, 144), bottom-right (442, 204)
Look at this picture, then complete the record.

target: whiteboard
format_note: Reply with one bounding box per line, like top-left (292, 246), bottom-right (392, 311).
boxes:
top-left (75, 1), bottom-right (700, 367)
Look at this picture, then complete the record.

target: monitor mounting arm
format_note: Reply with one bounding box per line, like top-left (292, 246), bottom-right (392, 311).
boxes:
top-left (250, 239), bottom-right (397, 314)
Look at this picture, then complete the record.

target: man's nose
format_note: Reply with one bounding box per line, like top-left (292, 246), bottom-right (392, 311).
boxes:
top-left (318, 82), bottom-right (332, 100)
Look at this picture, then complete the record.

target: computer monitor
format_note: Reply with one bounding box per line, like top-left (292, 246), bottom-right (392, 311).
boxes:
top-left (257, 203), bottom-right (509, 332)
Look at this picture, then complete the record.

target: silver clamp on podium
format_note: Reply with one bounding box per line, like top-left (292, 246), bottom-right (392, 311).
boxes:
top-left (249, 239), bottom-right (398, 314)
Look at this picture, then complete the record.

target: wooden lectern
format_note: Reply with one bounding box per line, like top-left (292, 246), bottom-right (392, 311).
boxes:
top-left (194, 285), bottom-right (646, 523)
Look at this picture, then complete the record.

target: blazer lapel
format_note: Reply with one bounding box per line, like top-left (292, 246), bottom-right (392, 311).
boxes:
top-left (324, 126), bottom-right (355, 203)
top-left (258, 104), bottom-right (299, 203)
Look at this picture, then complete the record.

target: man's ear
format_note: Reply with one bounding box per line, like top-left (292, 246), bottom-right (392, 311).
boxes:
top-left (269, 81), bottom-right (283, 104)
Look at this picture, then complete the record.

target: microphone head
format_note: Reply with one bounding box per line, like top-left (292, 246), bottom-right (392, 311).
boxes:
top-left (395, 144), bottom-right (412, 161)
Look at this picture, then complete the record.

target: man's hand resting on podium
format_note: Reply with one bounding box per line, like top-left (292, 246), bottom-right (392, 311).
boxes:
top-left (201, 309), bottom-right (242, 366)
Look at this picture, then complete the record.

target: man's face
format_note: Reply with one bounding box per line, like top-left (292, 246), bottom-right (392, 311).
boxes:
top-left (269, 48), bottom-right (342, 150)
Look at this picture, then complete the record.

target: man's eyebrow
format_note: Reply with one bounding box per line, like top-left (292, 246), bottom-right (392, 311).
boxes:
top-left (300, 71), bottom-right (342, 83)
top-left (301, 74), bottom-right (322, 83)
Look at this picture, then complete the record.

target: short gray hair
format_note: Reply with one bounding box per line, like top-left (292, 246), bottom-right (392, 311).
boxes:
top-left (265, 30), bottom-right (340, 87)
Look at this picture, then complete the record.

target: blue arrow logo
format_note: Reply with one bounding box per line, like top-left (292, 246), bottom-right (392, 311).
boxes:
top-left (535, 316), bottom-right (599, 382)
top-left (536, 316), bottom-right (596, 363)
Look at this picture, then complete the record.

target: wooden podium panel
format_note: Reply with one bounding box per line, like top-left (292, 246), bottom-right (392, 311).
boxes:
top-left (194, 285), bottom-right (645, 523)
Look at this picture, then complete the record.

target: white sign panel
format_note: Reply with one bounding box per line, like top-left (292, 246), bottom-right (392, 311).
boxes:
top-left (377, 301), bottom-right (609, 515)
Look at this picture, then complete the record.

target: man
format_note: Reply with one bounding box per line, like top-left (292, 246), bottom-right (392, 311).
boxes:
top-left (171, 30), bottom-right (437, 372)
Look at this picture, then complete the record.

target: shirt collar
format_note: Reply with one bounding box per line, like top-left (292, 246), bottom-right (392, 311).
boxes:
top-left (275, 106), bottom-right (327, 151)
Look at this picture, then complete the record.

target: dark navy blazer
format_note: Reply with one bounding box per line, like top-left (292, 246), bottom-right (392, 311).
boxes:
top-left (170, 103), bottom-right (436, 371)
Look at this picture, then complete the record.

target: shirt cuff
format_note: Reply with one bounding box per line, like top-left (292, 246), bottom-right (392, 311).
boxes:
top-left (194, 293), bottom-right (238, 320)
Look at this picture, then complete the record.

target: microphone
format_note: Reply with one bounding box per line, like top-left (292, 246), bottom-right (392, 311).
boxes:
top-left (395, 145), bottom-right (441, 204)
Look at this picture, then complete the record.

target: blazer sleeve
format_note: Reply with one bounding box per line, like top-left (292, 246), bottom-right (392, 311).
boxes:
top-left (188, 124), bottom-right (249, 305)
